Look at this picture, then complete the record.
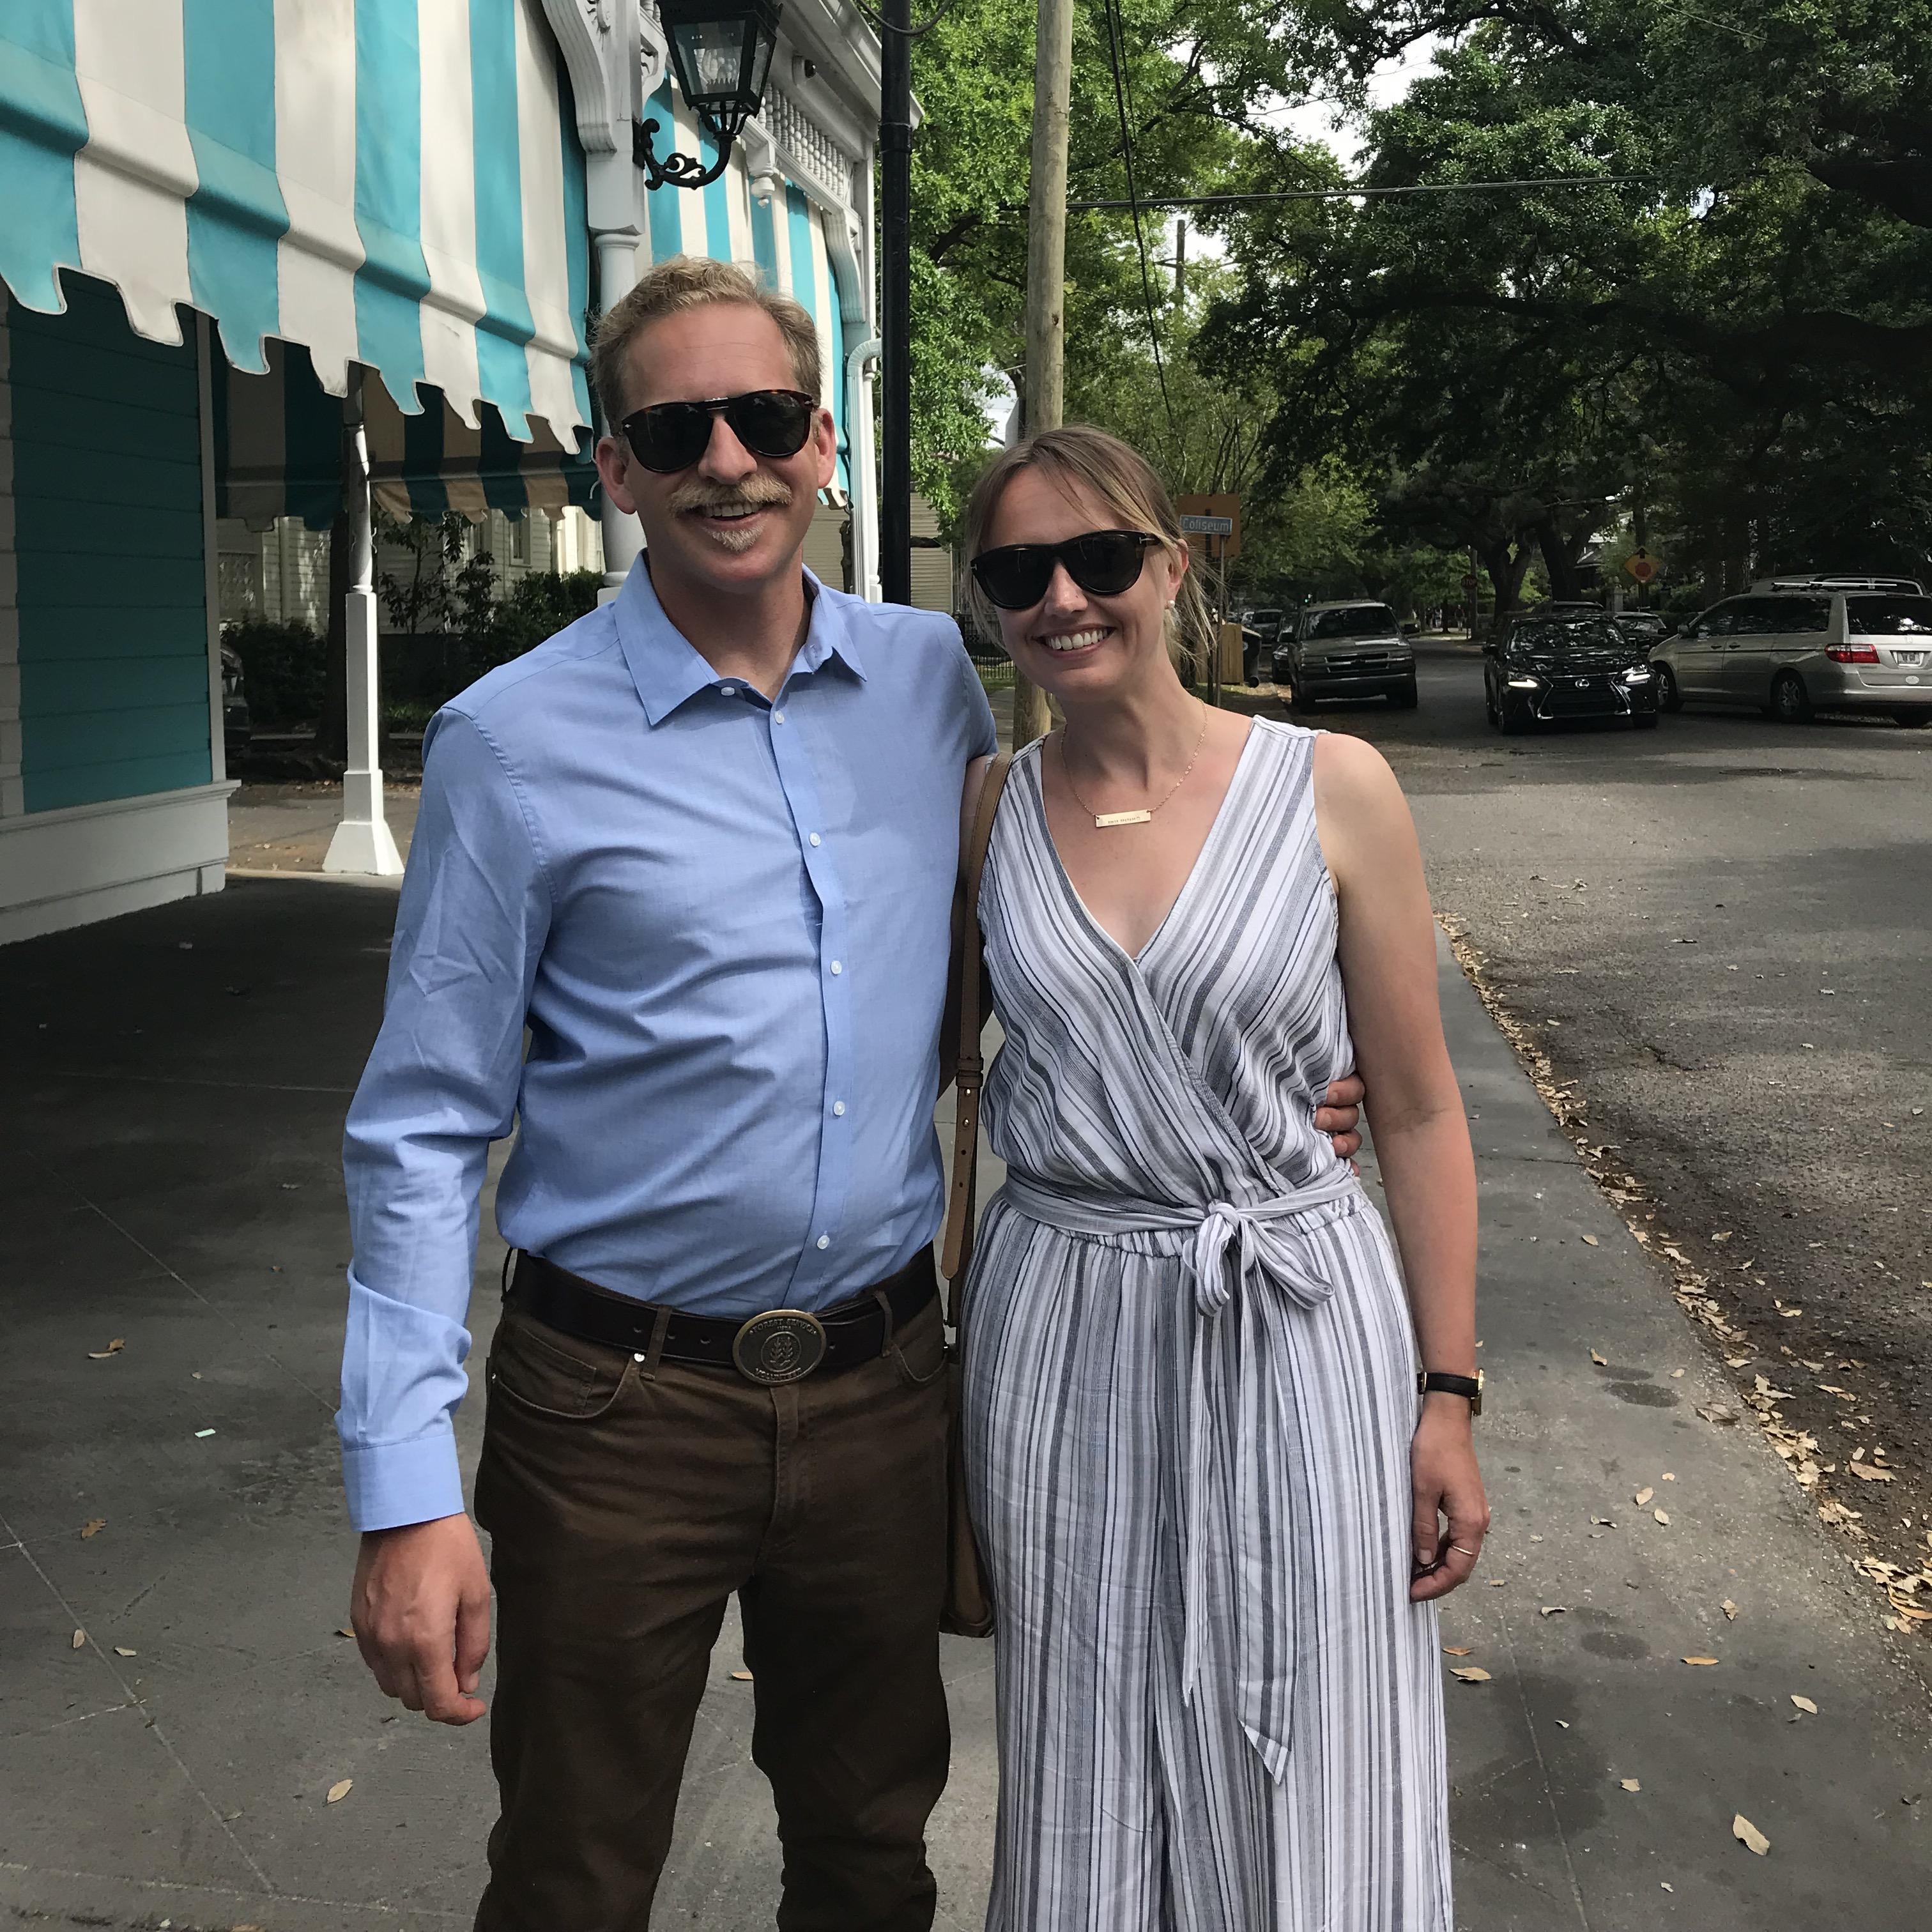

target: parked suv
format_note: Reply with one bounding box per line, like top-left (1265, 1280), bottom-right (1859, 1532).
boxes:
top-left (1276, 600), bottom-right (1417, 709)
top-left (1486, 615), bottom-right (1659, 733)
top-left (1650, 585), bottom-right (1932, 726)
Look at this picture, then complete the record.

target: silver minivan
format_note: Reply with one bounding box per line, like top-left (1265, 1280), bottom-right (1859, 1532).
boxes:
top-left (1652, 583), bottom-right (1932, 726)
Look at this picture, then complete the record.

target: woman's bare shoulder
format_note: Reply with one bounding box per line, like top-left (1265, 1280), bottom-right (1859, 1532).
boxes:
top-left (1311, 728), bottom-right (1403, 812)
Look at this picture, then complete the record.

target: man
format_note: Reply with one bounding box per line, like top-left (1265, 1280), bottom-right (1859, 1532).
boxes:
top-left (339, 255), bottom-right (1365, 1929)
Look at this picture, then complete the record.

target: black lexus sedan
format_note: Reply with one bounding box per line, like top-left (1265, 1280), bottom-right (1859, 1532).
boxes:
top-left (1483, 615), bottom-right (1661, 733)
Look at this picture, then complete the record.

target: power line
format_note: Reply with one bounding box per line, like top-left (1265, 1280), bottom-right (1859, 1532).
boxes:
top-left (1098, 0), bottom-right (1176, 443)
top-left (1070, 174), bottom-right (1655, 211)
top-left (848, 0), bottom-right (969, 36)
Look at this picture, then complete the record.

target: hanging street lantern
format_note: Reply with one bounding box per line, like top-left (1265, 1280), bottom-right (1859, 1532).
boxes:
top-left (635, 0), bottom-right (783, 190)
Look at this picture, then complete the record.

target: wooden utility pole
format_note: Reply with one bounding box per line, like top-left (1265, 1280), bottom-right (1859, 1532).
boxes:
top-left (1011, 0), bottom-right (1075, 748)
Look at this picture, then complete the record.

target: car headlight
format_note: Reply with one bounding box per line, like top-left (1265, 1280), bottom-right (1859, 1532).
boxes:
top-left (1506, 674), bottom-right (1540, 689)
top-left (1620, 667), bottom-right (1653, 684)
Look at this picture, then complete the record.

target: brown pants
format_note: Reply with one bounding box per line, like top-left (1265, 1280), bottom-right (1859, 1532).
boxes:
top-left (471, 1282), bottom-right (953, 1932)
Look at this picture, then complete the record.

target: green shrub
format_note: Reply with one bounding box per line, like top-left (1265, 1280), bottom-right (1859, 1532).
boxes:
top-left (224, 617), bottom-right (326, 728)
top-left (465, 569), bottom-right (602, 674)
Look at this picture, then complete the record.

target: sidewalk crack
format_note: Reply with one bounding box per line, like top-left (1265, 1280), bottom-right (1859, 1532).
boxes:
top-left (1497, 1614), bottom-right (1594, 1929)
top-left (0, 1506), bottom-right (276, 1893)
top-left (12, 1144), bottom-right (337, 1416)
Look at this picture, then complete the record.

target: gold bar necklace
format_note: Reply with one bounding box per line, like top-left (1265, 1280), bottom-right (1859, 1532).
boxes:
top-left (1058, 701), bottom-right (1209, 829)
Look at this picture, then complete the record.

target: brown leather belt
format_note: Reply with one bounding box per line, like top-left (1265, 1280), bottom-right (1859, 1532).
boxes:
top-left (507, 1247), bottom-right (938, 1386)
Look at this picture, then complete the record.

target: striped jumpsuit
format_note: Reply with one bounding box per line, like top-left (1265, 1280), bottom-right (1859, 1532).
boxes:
top-left (963, 719), bottom-right (1453, 1930)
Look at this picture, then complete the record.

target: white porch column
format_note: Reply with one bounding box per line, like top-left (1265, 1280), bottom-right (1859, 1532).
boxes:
top-left (595, 227), bottom-right (645, 604)
top-left (324, 371), bottom-right (403, 877)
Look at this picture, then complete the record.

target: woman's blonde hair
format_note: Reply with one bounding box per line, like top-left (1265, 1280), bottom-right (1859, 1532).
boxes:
top-left (959, 425), bottom-right (1215, 678)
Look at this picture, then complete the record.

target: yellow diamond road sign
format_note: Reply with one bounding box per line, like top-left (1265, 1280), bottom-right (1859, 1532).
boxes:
top-left (1625, 548), bottom-right (1659, 583)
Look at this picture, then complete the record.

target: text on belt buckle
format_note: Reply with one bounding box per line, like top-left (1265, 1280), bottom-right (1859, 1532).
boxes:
top-left (732, 1308), bottom-right (828, 1385)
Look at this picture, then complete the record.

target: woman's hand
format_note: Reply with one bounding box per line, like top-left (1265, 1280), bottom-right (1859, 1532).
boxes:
top-left (1409, 1396), bottom-right (1489, 1602)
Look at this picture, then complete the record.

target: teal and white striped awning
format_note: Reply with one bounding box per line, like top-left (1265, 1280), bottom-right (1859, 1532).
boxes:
top-left (0, 0), bottom-right (592, 450)
top-left (213, 338), bottom-right (596, 530)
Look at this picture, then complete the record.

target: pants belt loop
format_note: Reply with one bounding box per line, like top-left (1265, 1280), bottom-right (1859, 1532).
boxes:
top-left (871, 1286), bottom-right (898, 1357)
top-left (500, 1247), bottom-right (518, 1298)
top-left (640, 1303), bottom-right (672, 1381)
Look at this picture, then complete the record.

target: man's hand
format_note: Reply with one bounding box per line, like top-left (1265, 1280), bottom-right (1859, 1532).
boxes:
top-left (351, 1514), bottom-right (492, 1724)
top-left (1316, 1074), bottom-right (1366, 1161)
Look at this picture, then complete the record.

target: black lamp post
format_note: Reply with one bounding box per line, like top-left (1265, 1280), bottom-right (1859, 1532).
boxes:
top-left (636, 0), bottom-right (783, 191)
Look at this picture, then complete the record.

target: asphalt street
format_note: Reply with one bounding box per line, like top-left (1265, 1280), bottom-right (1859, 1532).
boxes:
top-left (1294, 640), bottom-right (1932, 1652)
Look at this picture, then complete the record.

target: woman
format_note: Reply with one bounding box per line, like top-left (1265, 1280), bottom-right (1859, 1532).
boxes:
top-left (959, 427), bottom-right (1485, 1930)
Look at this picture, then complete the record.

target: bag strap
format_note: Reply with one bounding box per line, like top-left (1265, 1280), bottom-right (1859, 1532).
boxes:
top-left (940, 751), bottom-right (1014, 1305)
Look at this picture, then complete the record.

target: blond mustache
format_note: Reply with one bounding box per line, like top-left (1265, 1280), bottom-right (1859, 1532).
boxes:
top-left (668, 477), bottom-right (794, 517)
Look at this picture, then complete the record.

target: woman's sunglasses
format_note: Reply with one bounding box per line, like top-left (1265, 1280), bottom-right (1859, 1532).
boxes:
top-left (618, 389), bottom-right (818, 474)
top-left (971, 530), bottom-right (1163, 611)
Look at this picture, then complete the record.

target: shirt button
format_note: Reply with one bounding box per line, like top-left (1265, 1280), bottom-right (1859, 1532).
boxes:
top-left (816, 1234), bottom-right (831, 1250)
top-left (809, 832), bottom-right (822, 847)
top-left (832, 1100), bottom-right (846, 1117)
top-left (829, 960), bottom-right (842, 975)
top-left (774, 710), bottom-right (786, 724)
top-left (720, 685), bottom-right (737, 698)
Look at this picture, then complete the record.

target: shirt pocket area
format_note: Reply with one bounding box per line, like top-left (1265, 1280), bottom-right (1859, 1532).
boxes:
top-left (487, 1305), bottom-right (631, 1421)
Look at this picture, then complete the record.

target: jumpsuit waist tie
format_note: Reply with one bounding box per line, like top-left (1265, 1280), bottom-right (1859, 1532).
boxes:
top-left (998, 1165), bottom-right (1363, 1783)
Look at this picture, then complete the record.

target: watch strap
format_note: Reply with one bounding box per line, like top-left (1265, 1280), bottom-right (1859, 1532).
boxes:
top-left (1419, 1369), bottom-right (1483, 1416)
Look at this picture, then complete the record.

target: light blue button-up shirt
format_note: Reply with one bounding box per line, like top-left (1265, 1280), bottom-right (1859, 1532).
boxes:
top-left (337, 559), bottom-right (998, 1531)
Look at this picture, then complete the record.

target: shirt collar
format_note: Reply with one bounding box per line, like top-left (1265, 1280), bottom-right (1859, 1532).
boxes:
top-left (615, 554), bottom-right (868, 727)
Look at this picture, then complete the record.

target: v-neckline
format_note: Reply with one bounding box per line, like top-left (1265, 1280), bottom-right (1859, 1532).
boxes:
top-left (1033, 718), bottom-right (1262, 970)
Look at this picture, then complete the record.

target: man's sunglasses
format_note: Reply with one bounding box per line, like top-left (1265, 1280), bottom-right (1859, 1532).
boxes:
top-left (617, 389), bottom-right (818, 473)
top-left (971, 530), bottom-right (1163, 610)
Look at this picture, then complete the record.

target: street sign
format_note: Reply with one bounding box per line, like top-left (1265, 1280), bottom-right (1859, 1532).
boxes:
top-left (1175, 493), bottom-right (1241, 560)
top-left (1460, 573), bottom-right (1478, 590)
top-left (1625, 548), bottom-right (1659, 584)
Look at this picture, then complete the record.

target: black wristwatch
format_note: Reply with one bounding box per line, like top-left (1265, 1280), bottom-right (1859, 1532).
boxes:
top-left (1418, 1369), bottom-right (1483, 1417)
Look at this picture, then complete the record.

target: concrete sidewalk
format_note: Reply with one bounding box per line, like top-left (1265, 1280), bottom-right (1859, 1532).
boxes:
top-left (0, 880), bottom-right (1925, 1929)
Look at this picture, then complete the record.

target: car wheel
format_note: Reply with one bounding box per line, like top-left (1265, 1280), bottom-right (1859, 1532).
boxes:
top-left (1485, 686), bottom-right (1501, 730)
top-left (1391, 678), bottom-right (1418, 710)
top-left (1892, 709), bottom-right (1932, 728)
top-left (1655, 664), bottom-right (1683, 712)
top-left (1499, 700), bottom-right (1531, 736)
top-left (1632, 712), bottom-right (1659, 730)
top-left (1289, 677), bottom-right (1314, 714)
top-left (1770, 670), bottom-right (1814, 723)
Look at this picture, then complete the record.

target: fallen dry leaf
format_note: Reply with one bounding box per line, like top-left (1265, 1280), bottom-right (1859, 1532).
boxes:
top-left (1654, 1509), bottom-right (1671, 1525)
top-left (1442, 1645), bottom-right (1474, 1657)
top-left (80, 1517), bottom-right (105, 1539)
top-left (1450, 1666), bottom-right (1492, 1683)
top-left (1540, 1605), bottom-right (1568, 1617)
top-left (1591, 1349), bottom-right (1608, 1365)
top-left (1636, 1486), bottom-right (1655, 1506)
top-left (326, 1778), bottom-right (353, 1804)
top-left (1582, 1234), bottom-right (1600, 1247)
top-left (1850, 1462), bottom-right (1896, 1483)
top-left (730, 1669), bottom-right (754, 1682)
top-left (1488, 1577), bottom-right (1506, 1587)
top-left (112, 1646), bottom-right (136, 1658)
top-left (1791, 1695), bottom-right (1818, 1715)
top-left (1683, 1655), bottom-right (1720, 1666)
top-left (70, 1629), bottom-right (85, 1650)
top-left (1733, 1813), bottom-right (1770, 1856)
top-left (86, 1338), bottom-right (126, 1360)
top-left (335, 1627), bottom-right (355, 1639)
top-left (1722, 1600), bottom-right (1739, 1620)
top-left (1620, 1777), bottom-right (1641, 1792)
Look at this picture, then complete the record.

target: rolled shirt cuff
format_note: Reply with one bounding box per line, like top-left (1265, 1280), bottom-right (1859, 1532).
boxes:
top-left (339, 1418), bottom-right (468, 1533)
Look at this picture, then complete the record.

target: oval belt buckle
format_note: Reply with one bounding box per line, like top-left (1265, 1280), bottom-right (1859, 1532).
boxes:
top-left (732, 1308), bottom-right (829, 1385)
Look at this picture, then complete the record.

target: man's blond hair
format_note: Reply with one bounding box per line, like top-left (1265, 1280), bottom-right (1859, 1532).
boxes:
top-left (591, 256), bottom-right (821, 427)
